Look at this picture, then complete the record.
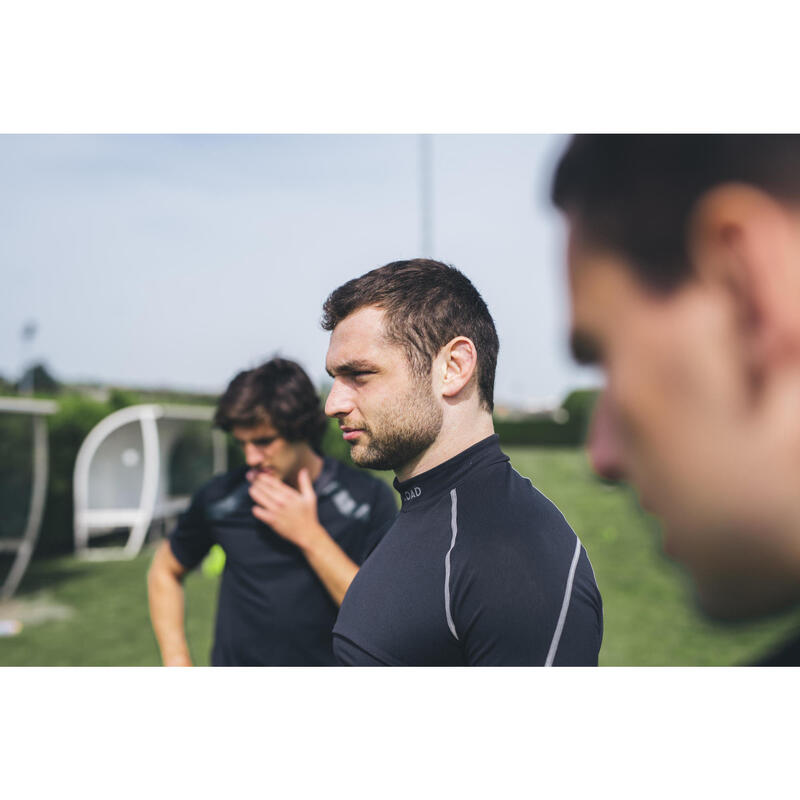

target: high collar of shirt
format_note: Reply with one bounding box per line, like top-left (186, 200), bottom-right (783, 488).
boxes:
top-left (393, 434), bottom-right (508, 512)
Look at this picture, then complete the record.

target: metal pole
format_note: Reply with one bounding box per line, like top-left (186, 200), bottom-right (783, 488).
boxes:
top-left (19, 320), bottom-right (38, 396)
top-left (1, 414), bottom-right (50, 599)
top-left (419, 134), bottom-right (434, 256)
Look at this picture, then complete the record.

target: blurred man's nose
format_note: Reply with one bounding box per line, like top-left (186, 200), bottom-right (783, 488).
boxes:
top-left (324, 380), bottom-right (353, 418)
top-left (243, 443), bottom-right (262, 466)
top-left (587, 391), bottom-right (625, 482)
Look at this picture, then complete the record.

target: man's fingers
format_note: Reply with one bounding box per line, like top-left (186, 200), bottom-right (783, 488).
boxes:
top-left (252, 505), bottom-right (275, 526)
top-left (253, 472), bottom-right (298, 499)
top-left (250, 473), bottom-right (291, 499)
top-left (297, 468), bottom-right (315, 500)
top-left (249, 483), bottom-right (284, 510)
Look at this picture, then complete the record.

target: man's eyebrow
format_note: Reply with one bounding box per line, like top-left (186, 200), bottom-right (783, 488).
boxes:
top-left (325, 359), bottom-right (379, 377)
top-left (569, 330), bottom-right (601, 365)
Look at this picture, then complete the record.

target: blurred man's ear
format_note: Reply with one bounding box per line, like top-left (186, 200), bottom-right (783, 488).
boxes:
top-left (688, 183), bottom-right (800, 383)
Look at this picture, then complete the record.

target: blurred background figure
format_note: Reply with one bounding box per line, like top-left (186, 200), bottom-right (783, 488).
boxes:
top-left (552, 134), bottom-right (800, 664)
top-left (147, 357), bottom-right (396, 666)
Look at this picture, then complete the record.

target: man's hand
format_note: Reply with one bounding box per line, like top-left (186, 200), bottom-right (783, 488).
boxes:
top-left (147, 540), bottom-right (194, 667)
top-left (248, 468), bottom-right (325, 551)
top-left (247, 467), bottom-right (359, 605)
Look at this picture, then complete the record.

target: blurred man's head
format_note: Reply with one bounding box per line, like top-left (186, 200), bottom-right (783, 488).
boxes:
top-left (321, 258), bottom-right (499, 478)
top-left (552, 134), bottom-right (800, 619)
top-left (214, 358), bottom-right (328, 485)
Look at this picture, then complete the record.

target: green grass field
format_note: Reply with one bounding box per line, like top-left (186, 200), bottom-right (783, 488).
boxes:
top-left (2, 446), bottom-right (799, 666)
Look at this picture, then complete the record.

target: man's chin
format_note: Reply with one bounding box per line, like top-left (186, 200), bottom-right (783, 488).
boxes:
top-left (349, 445), bottom-right (391, 471)
top-left (692, 569), bottom-right (800, 622)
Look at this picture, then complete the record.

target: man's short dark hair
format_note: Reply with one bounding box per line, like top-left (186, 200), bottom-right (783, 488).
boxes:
top-left (551, 134), bottom-right (800, 292)
top-left (321, 258), bottom-right (499, 412)
top-left (214, 358), bottom-right (328, 451)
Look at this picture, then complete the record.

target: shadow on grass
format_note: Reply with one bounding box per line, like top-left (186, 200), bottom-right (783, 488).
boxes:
top-left (11, 564), bottom-right (94, 595)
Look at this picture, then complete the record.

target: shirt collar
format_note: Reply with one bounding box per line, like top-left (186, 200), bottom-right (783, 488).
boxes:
top-left (393, 434), bottom-right (507, 511)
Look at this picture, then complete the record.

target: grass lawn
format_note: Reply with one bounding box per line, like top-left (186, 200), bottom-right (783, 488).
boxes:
top-left (505, 446), bottom-right (800, 665)
top-left (2, 446), bottom-right (799, 666)
top-left (0, 550), bottom-right (218, 666)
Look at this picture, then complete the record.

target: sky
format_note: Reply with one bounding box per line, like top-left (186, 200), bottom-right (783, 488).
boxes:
top-left (1, 134), bottom-right (599, 408)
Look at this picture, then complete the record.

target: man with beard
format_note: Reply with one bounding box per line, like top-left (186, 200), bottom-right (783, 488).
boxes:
top-left (551, 135), bottom-right (800, 663)
top-left (317, 258), bottom-right (603, 666)
top-left (148, 357), bottom-right (397, 666)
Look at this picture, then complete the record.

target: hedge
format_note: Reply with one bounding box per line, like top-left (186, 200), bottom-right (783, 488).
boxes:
top-left (495, 389), bottom-right (598, 447)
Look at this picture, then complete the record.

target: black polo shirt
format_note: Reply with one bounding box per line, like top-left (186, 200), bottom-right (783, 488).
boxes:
top-left (169, 456), bottom-right (398, 666)
top-left (333, 435), bottom-right (603, 666)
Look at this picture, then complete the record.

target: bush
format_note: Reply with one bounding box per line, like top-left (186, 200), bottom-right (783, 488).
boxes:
top-left (39, 394), bottom-right (110, 555)
top-left (0, 414), bottom-right (34, 540)
top-left (320, 416), bottom-right (353, 464)
top-left (494, 389), bottom-right (599, 448)
top-left (16, 362), bottom-right (61, 394)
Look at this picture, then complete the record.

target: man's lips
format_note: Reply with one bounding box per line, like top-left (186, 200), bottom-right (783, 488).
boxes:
top-left (340, 427), bottom-right (364, 442)
top-left (246, 466), bottom-right (275, 482)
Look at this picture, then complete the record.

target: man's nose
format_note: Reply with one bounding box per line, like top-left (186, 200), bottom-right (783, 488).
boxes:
top-left (324, 379), bottom-right (353, 418)
top-left (243, 443), bottom-right (262, 466)
top-left (586, 391), bottom-right (625, 482)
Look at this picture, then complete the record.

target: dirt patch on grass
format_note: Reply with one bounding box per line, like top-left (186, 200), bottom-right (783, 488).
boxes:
top-left (0, 593), bottom-right (74, 628)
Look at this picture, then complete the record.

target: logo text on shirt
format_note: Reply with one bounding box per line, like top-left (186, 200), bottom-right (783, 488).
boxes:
top-left (403, 486), bottom-right (422, 502)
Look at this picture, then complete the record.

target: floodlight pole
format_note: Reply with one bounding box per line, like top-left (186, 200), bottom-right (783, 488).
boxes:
top-left (419, 134), bottom-right (434, 256)
top-left (19, 321), bottom-right (37, 396)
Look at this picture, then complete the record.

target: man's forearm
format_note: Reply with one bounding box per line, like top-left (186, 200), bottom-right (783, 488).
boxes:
top-left (147, 566), bottom-right (193, 666)
top-left (300, 524), bottom-right (359, 606)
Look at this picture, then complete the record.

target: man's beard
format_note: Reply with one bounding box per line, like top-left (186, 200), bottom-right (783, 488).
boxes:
top-left (348, 382), bottom-right (443, 472)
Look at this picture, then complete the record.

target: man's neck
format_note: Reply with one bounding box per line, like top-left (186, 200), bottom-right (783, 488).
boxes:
top-left (395, 411), bottom-right (495, 482)
top-left (288, 447), bottom-right (324, 489)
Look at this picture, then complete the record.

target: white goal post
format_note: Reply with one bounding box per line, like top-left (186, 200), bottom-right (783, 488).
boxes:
top-left (0, 397), bottom-right (58, 600)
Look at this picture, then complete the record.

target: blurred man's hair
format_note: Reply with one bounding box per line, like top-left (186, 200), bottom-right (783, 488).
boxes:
top-left (215, 357), bottom-right (328, 451)
top-left (321, 258), bottom-right (499, 412)
top-left (551, 134), bottom-right (800, 291)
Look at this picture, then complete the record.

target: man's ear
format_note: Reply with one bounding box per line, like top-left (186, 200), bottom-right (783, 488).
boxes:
top-left (688, 183), bottom-right (800, 372)
top-left (437, 337), bottom-right (478, 400)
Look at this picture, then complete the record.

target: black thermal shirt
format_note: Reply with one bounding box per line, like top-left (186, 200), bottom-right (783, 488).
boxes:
top-left (333, 435), bottom-right (603, 666)
top-left (752, 631), bottom-right (800, 666)
top-left (169, 456), bottom-right (398, 666)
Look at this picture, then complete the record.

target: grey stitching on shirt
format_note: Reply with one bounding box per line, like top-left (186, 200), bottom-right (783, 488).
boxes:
top-left (444, 488), bottom-right (459, 641)
top-left (544, 535), bottom-right (582, 666)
